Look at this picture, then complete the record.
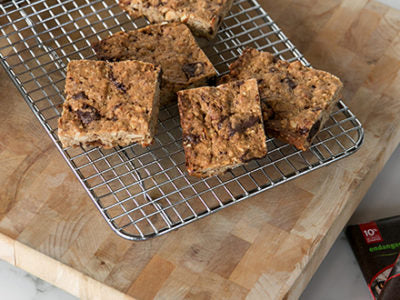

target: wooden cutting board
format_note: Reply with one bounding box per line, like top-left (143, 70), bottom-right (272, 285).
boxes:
top-left (0, 0), bottom-right (399, 299)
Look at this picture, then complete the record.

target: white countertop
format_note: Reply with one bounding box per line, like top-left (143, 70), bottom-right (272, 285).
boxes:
top-left (0, 259), bottom-right (77, 300)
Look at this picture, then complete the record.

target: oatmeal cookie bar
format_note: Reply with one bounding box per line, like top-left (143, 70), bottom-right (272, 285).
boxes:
top-left (177, 79), bottom-right (267, 177)
top-left (58, 60), bottom-right (161, 149)
top-left (119, 0), bottom-right (234, 39)
top-left (220, 48), bottom-right (343, 151)
top-left (92, 23), bottom-right (217, 105)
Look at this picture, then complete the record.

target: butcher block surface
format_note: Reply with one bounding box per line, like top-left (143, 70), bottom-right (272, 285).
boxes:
top-left (1, 0), bottom-right (400, 299)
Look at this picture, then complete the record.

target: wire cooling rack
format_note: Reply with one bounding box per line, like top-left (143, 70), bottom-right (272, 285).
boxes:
top-left (0, 0), bottom-right (363, 240)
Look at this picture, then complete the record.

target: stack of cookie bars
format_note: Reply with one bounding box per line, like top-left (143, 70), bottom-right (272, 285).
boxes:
top-left (58, 0), bottom-right (343, 178)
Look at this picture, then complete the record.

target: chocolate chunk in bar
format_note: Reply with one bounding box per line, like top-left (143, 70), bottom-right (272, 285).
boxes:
top-left (182, 62), bottom-right (205, 79)
top-left (76, 105), bottom-right (101, 125)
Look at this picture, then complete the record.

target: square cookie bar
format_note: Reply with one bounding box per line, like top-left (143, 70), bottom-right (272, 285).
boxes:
top-left (92, 23), bottom-right (217, 105)
top-left (220, 48), bottom-right (343, 151)
top-left (177, 79), bottom-right (267, 177)
top-left (119, 0), bottom-right (234, 39)
top-left (58, 60), bottom-right (161, 149)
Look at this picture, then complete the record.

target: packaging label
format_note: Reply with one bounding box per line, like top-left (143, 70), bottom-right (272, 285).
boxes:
top-left (360, 222), bottom-right (383, 244)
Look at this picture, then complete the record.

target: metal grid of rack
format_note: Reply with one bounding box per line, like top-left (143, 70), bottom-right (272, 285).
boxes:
top-left (0, 0), bottom-right (363, 240)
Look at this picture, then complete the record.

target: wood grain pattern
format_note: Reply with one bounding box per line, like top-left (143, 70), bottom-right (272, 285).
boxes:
top-left (0, 1), bottom-right (399, 299)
